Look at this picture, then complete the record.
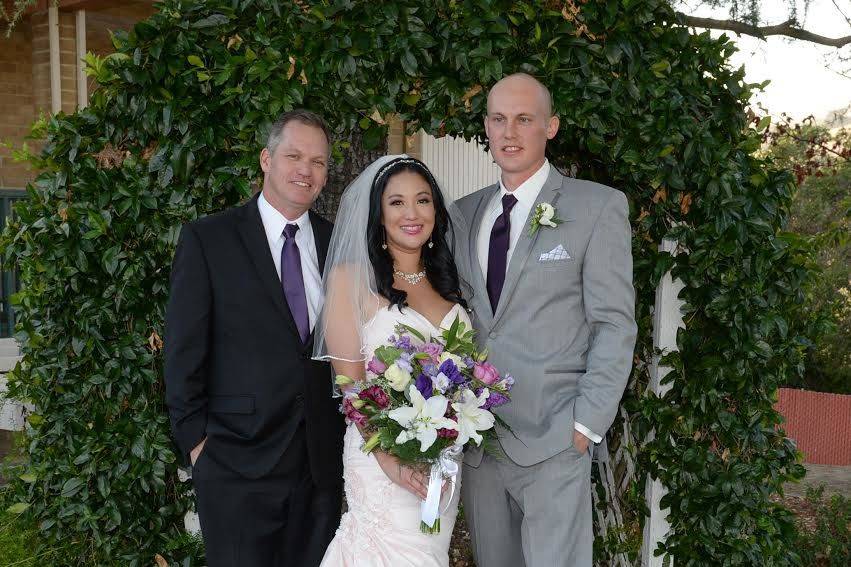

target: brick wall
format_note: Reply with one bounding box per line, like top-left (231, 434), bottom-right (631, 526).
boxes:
top-left (0, 25), bottom-right (35, 188)
top-left (776, 388), bottom-right (851, 466)
top-left (1, 4), bottom-right (158, 193)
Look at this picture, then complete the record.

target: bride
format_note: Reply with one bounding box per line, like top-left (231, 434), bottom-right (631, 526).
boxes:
top-left (313, 155), bottom-right (472, 566)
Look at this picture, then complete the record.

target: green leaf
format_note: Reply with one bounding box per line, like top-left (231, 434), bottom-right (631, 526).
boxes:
top-left (397, 323), bottom-right (426, 342)
top-left (403, 93), bottom-right (421, 106)
top-left (19, 472), bottom-right (37, 483)
top-left (400, 50), bottom-right (417, 76)
top-left (362, 125), bottom-right (384, 150)
top-left (374, 345), bottom-right (403, 365)
top-left (73, 452), bottom-right (91, 465)
top-left (6, 502), bottom-right (30, 514)
top-left (339, 55), bottom-right (357, 78)
top-left (131, 436), bottom-right (145, 459)
top-left (651, 59), bottom-right (670, 77)
top-left (191, 14), bottom-right (229, 28)
top-left (187, 55), bottom-right (205, 67)
top-left (60, 477), bottom-right (85, 498)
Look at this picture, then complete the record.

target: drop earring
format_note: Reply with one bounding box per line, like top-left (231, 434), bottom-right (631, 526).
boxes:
top-left (381, 228), bottom-right (388, 250)
top-left (428, 239), bottom-right (434, 249)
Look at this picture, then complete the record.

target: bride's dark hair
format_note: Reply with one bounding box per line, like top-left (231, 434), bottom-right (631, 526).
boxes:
top-left (366, 157), bottom-right (467, 311)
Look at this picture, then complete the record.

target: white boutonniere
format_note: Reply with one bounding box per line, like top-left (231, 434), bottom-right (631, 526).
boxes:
top-left (528, 202), bottom-right (562, 236)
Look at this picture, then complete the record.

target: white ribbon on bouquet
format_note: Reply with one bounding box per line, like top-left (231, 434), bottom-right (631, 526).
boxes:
top-left (421, 444), bottom-right (462, 530)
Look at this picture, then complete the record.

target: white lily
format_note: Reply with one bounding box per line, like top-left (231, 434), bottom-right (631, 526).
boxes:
top-left (388, 386), bottom-right (457, 452)
top-left (451, 388), bottom-right (495, 446)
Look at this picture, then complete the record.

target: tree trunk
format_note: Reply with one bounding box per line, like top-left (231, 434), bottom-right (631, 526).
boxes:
top-left (313, 128), bottom-right (387, 221)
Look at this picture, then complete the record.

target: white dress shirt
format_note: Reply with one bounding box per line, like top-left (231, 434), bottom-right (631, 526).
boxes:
top-left (257, 192), bottom-right (323, 332)
top-left (476, 160), bottom-right (602, 444)
top-left (476, 159), bottom-right (551, 278)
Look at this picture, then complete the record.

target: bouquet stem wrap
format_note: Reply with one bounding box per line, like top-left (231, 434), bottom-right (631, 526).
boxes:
top-left (420, 445), bottom-right (462, 534)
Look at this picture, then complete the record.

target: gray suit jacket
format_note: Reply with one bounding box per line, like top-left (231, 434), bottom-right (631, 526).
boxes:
top-left (456, 166), bottom-right (637, 466)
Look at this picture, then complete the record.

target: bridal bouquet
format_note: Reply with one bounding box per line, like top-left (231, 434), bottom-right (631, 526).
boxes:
top-left (335, 315), bottom-right (514, 534)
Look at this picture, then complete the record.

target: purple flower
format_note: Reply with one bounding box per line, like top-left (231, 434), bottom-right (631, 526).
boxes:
top-left (393, 334), bottom-right (415, 352)
top-left (421, 363), bottom-right (438, 377)
top-left (439, 359), bottom-right (465, 385)
top-left (366, 356), bottom-right (387, 375)
top-left (462, 356), bottom-right (476, 369)
top-left (501, 373), bottom-right (515, 390)
top-left (396, 352), bottom-right (414, 373)
top-left (432, 372), bottom-right (450, 393)
top-left (415, 373), bottom-right (433, 399)
top-left (482, 391), bottom-right (510, 410)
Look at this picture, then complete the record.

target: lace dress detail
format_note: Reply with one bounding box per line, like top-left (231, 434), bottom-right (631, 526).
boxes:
top-left (320, 304), bottom-right (469, 567)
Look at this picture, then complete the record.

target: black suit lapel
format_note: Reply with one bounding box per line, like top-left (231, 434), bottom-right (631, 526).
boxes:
top-left (306, 210), bottom-right (333, 350)
top-left (236, 194), bottom-right (301, 341)
top-left (309, 210), bottom-right (332, 276)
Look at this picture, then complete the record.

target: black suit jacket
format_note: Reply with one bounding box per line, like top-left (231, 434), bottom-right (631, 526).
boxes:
top-left (164, 193), bottom-right (344, 486)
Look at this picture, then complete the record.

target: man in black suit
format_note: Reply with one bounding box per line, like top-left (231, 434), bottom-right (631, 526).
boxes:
top-left (165, 109), bottom-right (344, 567)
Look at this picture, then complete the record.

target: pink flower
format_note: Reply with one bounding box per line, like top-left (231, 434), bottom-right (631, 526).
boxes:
top-left (343, 397), bottom-right (369, 427)
top-left (438, 415), bottom-right (459, 439)
top-left (437, 427), bottom-right (458, 439)
top-left (473, 362), bottom-right (500, 385)
top-left (367, 356), bottom-right (387, 375)
top-left (359, 385), bottom-right (390, 409)
top-left (421, 342), bottom-right (444, 361)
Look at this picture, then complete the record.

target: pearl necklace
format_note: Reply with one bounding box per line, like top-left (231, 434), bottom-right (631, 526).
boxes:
top-left (393, 268), bottom-right (426, 285)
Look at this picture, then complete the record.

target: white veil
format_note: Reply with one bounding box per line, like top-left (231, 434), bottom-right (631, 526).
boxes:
top-left (312, 154), bottom-right (472, 390)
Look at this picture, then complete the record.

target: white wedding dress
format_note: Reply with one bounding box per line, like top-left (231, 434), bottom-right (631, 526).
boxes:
top-left (320, 302), bottom-right (470, 567)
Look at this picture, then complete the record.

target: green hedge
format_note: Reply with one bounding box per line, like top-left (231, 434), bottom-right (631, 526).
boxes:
top-left (1, 1), bottom-right (812, 564)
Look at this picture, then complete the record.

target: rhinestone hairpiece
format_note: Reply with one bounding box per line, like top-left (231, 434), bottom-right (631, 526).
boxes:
top-left (374, 157), bottom-right (429, 186)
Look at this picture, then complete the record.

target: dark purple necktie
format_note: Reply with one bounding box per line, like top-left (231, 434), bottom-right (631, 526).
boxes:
top-left (486, 193), bottom-right (518, 313)
top-left (281, 223), bottom-right (309, 343)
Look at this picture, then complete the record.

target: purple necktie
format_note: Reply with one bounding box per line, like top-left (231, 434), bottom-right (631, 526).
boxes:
top-left (281, 224), bottom-right (309, 343)
top-left (486, 193), bottom-right (518, 313)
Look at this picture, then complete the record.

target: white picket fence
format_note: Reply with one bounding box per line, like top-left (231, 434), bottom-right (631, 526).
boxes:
top-left (0, 338), bottom-right (25, 431)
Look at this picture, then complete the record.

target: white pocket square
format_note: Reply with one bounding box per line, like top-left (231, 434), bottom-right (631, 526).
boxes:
top-left (538, 244), bottom-right (571, 262)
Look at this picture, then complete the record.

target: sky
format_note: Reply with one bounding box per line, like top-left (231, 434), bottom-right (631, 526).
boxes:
top-left (681, 0), bottom-right (851, 122)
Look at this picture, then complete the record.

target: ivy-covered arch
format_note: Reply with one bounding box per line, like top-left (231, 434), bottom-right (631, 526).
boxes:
top-left (2, 1), bottom-right (812, 565)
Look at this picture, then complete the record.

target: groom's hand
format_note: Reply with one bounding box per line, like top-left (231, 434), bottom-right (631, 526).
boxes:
top-left (572, 430), bottom-right (590, 455)
top-left (190, 437), bottom-right (207, 466)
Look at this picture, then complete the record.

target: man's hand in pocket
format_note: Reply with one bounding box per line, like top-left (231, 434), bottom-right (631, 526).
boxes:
top-left (190, 437), bottom-right (207, 466)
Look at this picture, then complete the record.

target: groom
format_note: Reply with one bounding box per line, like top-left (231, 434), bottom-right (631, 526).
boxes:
top-left (458, 74), bottom-right (637, 567)
top-left (165, 110), bottom-right (344, 566)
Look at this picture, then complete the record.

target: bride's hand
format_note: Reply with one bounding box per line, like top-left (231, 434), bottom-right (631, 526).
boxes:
top-left (373, 451), bottom-right (429, 500)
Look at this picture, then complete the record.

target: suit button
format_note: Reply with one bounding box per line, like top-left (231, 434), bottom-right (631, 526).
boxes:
top-left (295, 394), bottom-right (304, 405)
top-left (300, 352), bottom-right (309, 360)
top-left (489, 331), bottom-right (497, 339)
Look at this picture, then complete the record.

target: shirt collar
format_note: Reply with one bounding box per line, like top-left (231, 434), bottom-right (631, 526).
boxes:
top-left (258, 192), bottom-right (311, 242)
top-left (498, 159), bottom-right (550, 209)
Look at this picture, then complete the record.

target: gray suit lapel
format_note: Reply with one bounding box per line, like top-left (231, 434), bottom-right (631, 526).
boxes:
top-left (493, 167), bottom-right (567, 324)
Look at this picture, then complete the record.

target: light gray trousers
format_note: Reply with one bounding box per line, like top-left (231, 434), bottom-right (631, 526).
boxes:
top-left (461, 446), bottom-right (593, 567)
